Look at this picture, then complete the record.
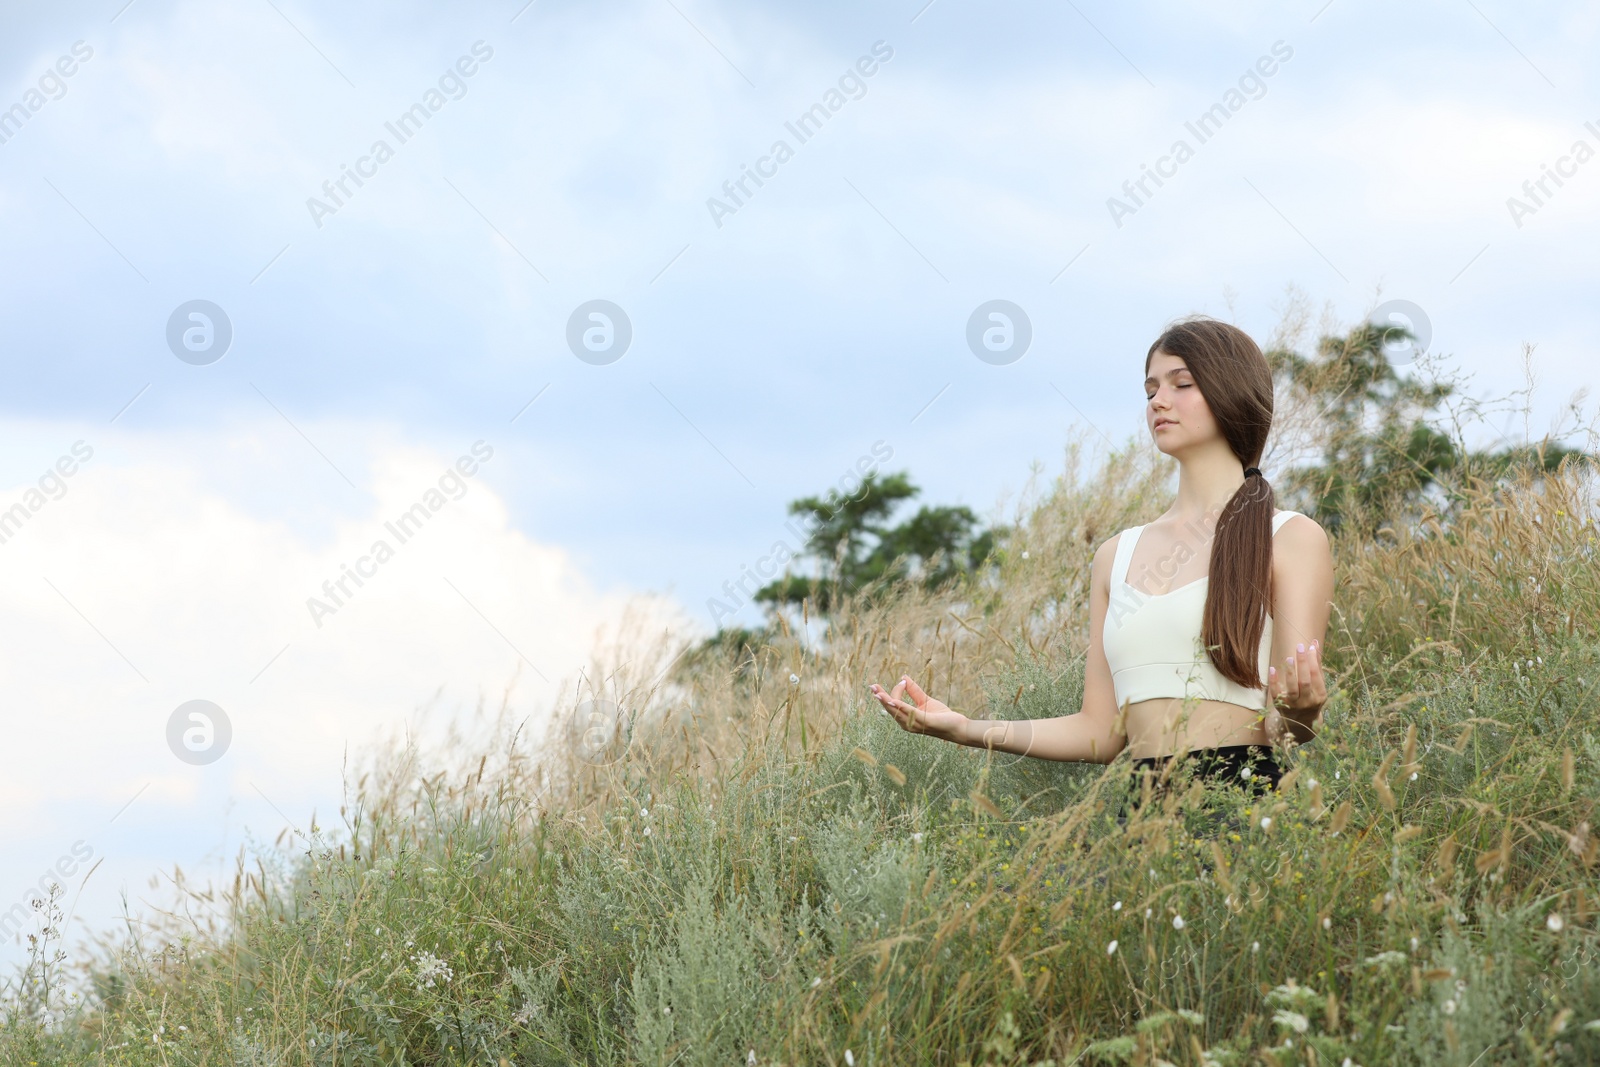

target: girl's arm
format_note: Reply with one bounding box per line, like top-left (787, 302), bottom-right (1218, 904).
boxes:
top-left (871, 533), bottom-right (1128, 764)
top-left (1264, 513), bottom-right (1336, 743)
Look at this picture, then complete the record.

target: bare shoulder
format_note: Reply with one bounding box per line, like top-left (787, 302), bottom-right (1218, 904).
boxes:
top-left (1275, 510), bottom-right (1331, 552)
top-left (1084, 532), bottom-right (1123, 595)
top-left (1092, 530), bottom-right (1124, 571)
top-left (1273, 511), bottom-right (1334, 590)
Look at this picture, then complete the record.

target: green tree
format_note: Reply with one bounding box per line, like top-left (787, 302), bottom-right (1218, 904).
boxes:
top-left (1269, 319), bottom-right (1595, 537)
top-left (753, 470), bottom-right (1000, 615)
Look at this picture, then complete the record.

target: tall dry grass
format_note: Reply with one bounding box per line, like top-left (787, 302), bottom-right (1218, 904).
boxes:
top-left (4, 371), bottom-right (1600, 1066)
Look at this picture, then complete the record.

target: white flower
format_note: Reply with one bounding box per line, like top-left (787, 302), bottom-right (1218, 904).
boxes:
top-left (1240, 767), bottom-right (1253, 780)
top-left (1146, 908), bottom-right (1153, 918)
top-left (789, 673), bottom-right (799, 685)
top-left (811, 976), bottom-right (822, 988)
top-left (1442, 999), bottom-right (1456, 1015)
top-left (1322, 916), bottom-right (1332, 929)
top-left (749, 1051), bottom-right (757, 1065)
top-left (1273, 1010), bottom-right (1310, 1033)
top-left (1409, 772), bottom-right (1418, 781)
top-left (1173, 915), bottom-right (1186, 930)
top-left (410, 951), bottom-right (454, 991)
top-left (845, 1050), bottom-right (855, 1067)
top-left (1548, 913), bottom-right (1566, 932)
top-left (1411, 937), bottom-right (1420, 951)
top-left (1252, 941), bottom-right (1260, 953)
top-left (1021, 551), bottom-right (1030, 559)
top-left (1107, 940), bottom-right (1119, 955)
top-left (663, 1006), bottom-right (671, 1015)
top-left (1335, 770), bottom-right (1342, 779)
top-left (911, 832), bottom-right (923, 843)
top-left (788, 836), bottom-right (797, 842)
top-left (1113, 900), bottom-right (1123, 911)
top-left (1260, 817), bottom-right (1273, 830)
top-left (643, 827), bottom-right (652, 837)
top-left (640, 808), bottom-right (649, 818)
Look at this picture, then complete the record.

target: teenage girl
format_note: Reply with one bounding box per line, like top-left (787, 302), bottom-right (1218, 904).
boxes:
top-left (868, 316), bottom-right (1334, 792)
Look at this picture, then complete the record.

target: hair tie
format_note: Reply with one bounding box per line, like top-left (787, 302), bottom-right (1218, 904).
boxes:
top-left (1244, 467), bottom-right (1262, 478)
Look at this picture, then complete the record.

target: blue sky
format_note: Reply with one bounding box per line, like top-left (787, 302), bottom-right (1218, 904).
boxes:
top-left (1, 0), bottom-right (1596, 965)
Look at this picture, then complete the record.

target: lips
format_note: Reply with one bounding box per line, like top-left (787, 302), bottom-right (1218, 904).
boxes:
top-left (1154, 419), bottom-right (1176, 430)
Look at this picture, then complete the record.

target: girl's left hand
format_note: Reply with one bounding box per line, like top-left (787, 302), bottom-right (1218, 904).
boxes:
top-left (1265, 639), bottom-right (1327, 744)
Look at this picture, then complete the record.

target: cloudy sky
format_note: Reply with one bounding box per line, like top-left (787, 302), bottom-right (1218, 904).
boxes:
top-left (1, 0), bottom-right (1596, 966)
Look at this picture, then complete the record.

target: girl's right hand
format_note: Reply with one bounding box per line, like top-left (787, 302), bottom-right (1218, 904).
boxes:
top-left (869, 676), bottom-right (969, 744)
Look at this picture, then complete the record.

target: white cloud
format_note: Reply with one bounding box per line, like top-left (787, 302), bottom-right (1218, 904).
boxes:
top-left (0, 419), bottom-right (685, 963)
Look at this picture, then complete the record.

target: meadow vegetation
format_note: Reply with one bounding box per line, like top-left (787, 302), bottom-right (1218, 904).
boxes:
top-left (5, 306), bottom-right (1600, 1065)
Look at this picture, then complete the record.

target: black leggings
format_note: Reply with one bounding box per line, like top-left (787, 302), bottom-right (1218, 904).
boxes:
top-left (1127, 744), bottom-right (1283, 809)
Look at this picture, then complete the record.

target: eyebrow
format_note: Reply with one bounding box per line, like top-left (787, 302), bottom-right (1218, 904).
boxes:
top-left (1143, 366), bottom-right (1191, 390)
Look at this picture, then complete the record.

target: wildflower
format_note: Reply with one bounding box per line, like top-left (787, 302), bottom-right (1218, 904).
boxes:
top-left (1364, 951), bottom-right (1406, 967)
top-left (788, 836), bottom-right (797, 842)
top-left (641, 808), bottom-right (649, 818)
top-left (811, 976), bottom-right (822, 988)
top-left (663, 1006), bottom-right (671, 1015)
top-left (1410, 936), bottom-right (1420, 951)
top-left (1021, 551), bottom-right (1030, 559)
top-left (1548, 913), bottom-right (1566, 932)
top-left (1273, 1010), bottom-right (1310, 1033)
top-left (1322, 916), bottom-right (1332, 930)
top-left (1146, 908), bottom-right (1153, 918)
top-left (1107, 940), bottom-right (1119, 955)
top-left (749, 1051), bottom-right (757, 1065)
top-left (1113, 900), bottom-right (1123, 911)
top-left (1173, 915), bottom-right (1186, 930)
top-left (1442, 999), bottom-right (1456, 1015)
top-left (1240, 767), bottom-right (1253, 780)
top-left (1335, 770), bottom-right (1341, 779)
top-left (845, 1050), bottom-right (855, 1066)
top-left (789, 673), bottom-right (799, 685)
top-left (1252, 941), bottom-right (1260, 953)
top-left (410, 951), bottom-right (454, 991)
top-left (911, 832), bottom-right (923, 843)
top-left (1409, 772), bottom-right (1418, 781)
top-left (643, 827), bottom-right (652, 837)
top-left (1260, 817), bottom-right (1273, 830)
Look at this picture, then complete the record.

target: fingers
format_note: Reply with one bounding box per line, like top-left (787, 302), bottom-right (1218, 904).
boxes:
top-left (869, 683), bottom-right (915, 731)
top-left (1268, 641), bottom-right (1326, 713)
top-left (1281, 650), bottom-right (1301, 706)
top-left (903, 676), bottom-right (930, 706)
top-left (1307, 640), bottom-right (1327, 699)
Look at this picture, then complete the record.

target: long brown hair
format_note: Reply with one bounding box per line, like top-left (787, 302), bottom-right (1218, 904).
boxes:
top-left (1145, 316), bottom-right (1277, 691)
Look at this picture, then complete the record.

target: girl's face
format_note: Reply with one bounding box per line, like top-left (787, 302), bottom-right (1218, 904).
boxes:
top-left (1144, 349), bottom-right (1215, 451)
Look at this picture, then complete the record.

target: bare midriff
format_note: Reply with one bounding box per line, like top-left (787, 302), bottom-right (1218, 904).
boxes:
top-left (1122, 696), bottom-right (1269, 761)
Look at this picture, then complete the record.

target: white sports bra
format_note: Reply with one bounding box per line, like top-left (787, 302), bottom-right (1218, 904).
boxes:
top-left (1102, 510), bottom-right (1302, 713)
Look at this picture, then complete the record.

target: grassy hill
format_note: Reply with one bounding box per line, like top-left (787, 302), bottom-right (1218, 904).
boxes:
top-left (5, 428), bottom-right (1600, 1065)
